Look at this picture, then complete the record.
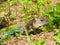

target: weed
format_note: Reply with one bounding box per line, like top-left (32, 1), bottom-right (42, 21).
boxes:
top-left (33, 39), bottom-right (45, 45)
top-left (24, 29), bottom-right (31, 45)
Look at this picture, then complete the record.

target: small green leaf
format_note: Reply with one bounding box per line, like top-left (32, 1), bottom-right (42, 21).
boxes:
top-left (33, 39), bottom-right (45, 45)
top-left (0, 43), bottom-right (2, 45)
top-left (54, 35), bottom-right (60, 43)
top-left (48, 15), bottom-right (54, 21)
top-left (10, 11), bottom-right (16, 19)
top-left (23, 16), bottom-right (30, 21)
top-left (45, 5), bottom-right (52, 13)
top-left (54, 3), bottom-right (60, 12)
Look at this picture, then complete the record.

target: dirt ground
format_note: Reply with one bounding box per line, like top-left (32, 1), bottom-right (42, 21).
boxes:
top-left (1, 0), bottom-right (60, 45)
top-left (2, 31), bottom-right (55, 45)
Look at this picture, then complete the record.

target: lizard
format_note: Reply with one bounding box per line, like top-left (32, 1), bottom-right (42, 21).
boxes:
top-left (0, 17), bottom-right (50, 42)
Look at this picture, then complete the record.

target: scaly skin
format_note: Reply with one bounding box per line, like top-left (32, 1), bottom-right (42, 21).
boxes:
top-left (0, 17), bottom-right (50, 42)
top-left (0, 24), bottom-right (21, 42)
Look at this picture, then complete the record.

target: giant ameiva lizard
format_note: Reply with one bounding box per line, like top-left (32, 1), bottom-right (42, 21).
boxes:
top-left (0, 17), bottom-right (50, 42)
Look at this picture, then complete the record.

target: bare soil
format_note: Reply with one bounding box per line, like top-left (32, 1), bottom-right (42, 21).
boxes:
top-left (2, 31), bottom-right (55, 45)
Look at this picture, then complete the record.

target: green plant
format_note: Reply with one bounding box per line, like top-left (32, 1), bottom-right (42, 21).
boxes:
top-left (40, 3), bottom-right (60, 30)
top-left (54, 29), bottom-right (60, 45)
top-left (43, 3), bottom-right (60, 45)
top-left (36, 0), bottom-right (52, 15)
top-left (0, 43), bottom-right (2, 45)
top-left (23, 15), bottom-right (30, 22)
top-left (28, 5), bottom-right (37, 15)
top-left (10, 11), bottom-right (17, 20)
top-left (20, 0), bottom-right (32, 15)
top-left (7, 0), bottom-right (20, 6)
top-left (33, 39), bottom-right (45, 45)
top-left (0, 0), bottom-right (17, 26)
top-left (24, 29), bottom-right (31, 45)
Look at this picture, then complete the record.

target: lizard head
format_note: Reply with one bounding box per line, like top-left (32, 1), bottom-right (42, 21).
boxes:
top-left (33, 17), bottom-right (50, 28)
